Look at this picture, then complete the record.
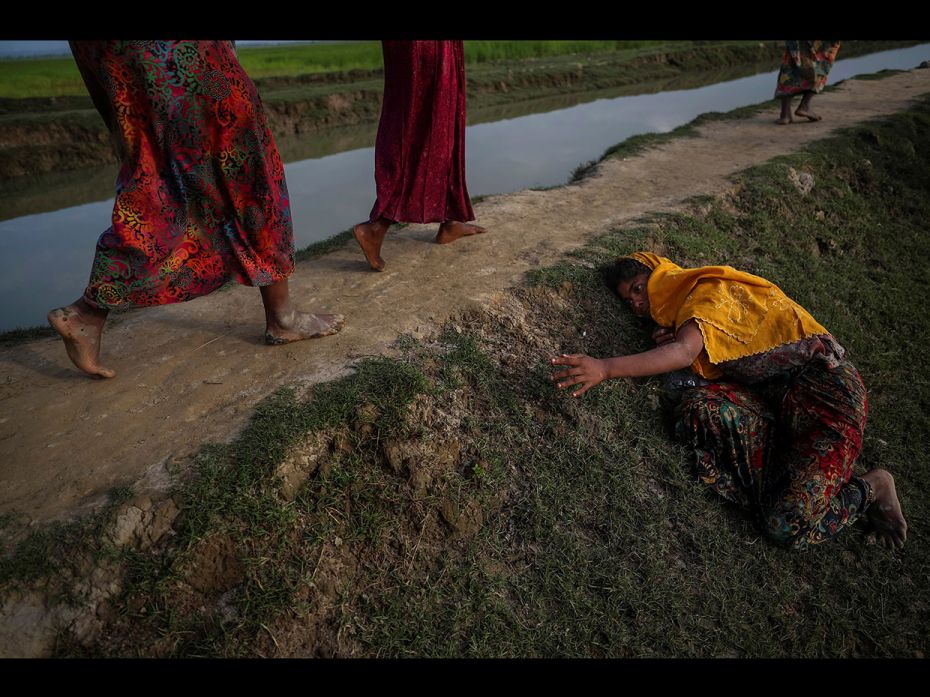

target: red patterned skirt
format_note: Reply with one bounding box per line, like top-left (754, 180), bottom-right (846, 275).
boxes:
top-left (674, 359), bottom-right (871, 548)
top-left (70, 41), bottom-right (294, 309)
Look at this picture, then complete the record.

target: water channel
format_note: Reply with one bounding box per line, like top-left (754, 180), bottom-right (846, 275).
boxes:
top-left (1, 43), bottom-right (928, 331)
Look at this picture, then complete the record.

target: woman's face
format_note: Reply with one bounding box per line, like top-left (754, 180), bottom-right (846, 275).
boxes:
top-left (616, 272), bottom-right (651, 317)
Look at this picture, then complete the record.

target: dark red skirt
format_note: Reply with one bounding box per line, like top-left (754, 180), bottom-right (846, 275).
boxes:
top-left (370, 40), bottom-right (475, 225)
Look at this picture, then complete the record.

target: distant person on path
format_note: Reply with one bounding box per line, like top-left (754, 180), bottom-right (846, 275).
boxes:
top-left (353, 40), bottom-right (486, 272)
top-left (550, 252), bottom-right (907, 550)
top-left (775, 40), bottom-right (842, 124)
top-left (49, 41), bottom-right (344, 379)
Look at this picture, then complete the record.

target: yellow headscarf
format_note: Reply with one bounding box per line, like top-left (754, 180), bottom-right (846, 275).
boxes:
top-left (626, 252), bottom-right (829, 379)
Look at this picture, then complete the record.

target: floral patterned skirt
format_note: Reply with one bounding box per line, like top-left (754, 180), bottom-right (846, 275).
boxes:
top-left (70, 41), bottom-right (295, 309)
top-left (774, 40), bottom-right (841, 97)
top-left (673, 359), bottom-right (870, 548)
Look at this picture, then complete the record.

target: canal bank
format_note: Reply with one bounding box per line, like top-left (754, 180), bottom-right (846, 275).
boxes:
top-left (2, 67), bottom-right (929, 658)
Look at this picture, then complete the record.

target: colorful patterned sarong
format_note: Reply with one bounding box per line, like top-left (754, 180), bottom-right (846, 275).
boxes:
top-left (774, 40), bottom-right (842, 97)
top-left (673, 357), bottom-right (870, 549)
top-left (70, 41), bottom-right (295, 310)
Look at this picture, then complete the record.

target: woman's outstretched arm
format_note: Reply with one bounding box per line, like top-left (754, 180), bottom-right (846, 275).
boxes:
top-left (550, 320), bottom-right (705, 397)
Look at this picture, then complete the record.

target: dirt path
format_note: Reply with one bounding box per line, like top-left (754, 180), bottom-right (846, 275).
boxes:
top-left (2, 69), bottom-right (928, 525)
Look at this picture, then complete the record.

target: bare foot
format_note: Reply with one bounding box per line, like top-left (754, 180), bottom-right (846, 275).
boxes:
top-left (794, 109), bottom-right (822, 122)
top-left (861, 469), bottom-right (907, 550)
top-left (777, 97), bottom-right (794, 126)
top-left (265, 311), bottom-right (346, 345)
top-left (47, 303), bottom-right (115, 379)
top-left (435, 221), bottom-right (488, 245)
top-left (353, 219), bottom-right (389, 271)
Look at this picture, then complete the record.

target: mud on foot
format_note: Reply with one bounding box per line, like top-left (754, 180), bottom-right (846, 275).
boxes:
top-left (265, 312), bottom-right (346, 345)
top-left (47, 304), bottom-right (115, 379)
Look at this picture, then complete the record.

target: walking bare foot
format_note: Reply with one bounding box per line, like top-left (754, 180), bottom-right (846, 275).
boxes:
top-left (265, 311), bottom-right (346, 345)
top-left (47, 303), bottom-right (115, 379)
top-left (435, 221), bottom-right (488, 245)
top-left (353, 219), bottom-right (389, 271)
top-left (861, 469), bottom-right (907, 550)
top-left (795, 109), bottom-right (822, 122)
top-left (777, 96), bottom-right (794, 126)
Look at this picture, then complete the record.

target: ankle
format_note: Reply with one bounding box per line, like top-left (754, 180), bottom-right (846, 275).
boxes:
top-left (73, 298), bottom-right (109, 324)
top-left (267, 308), bottom-right (296, 330)
top-left (861, 469), bottom-right (891, 497)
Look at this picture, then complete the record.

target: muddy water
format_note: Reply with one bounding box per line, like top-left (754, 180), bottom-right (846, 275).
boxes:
top-left (1, 43), bottom-right (927, 332)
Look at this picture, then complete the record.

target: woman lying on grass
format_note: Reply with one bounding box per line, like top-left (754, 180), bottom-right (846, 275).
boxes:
top-left (550, 252), bottom-right (907, 550)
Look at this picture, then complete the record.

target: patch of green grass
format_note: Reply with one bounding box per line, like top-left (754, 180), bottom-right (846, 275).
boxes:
top-left (0, 56), bottom-right (84, 99)
top-left (463, 40), bottom-right (671, 64)
top-left (0, 41), bottom-right (674, 99)
top-left (58, 355), bottom-right (431, 655)
top-left (594, 100), bottom-right (770, 168)
top-left (0, 325), bottom-right (56, 343)
top-left (602, 124), bottom-right (702, 162)
top-left (238, 42), bottom-right (384, 79)
top-left (294, 229), bottom-right (354, 263)
top-left (0, 485), bottom-right (132, 593)
top-left (432, 327), bottom-right (498, 390)
top-left (843, 68), bottom-right (906, 81)
top-left (568, 160), bottom-right (598, 183)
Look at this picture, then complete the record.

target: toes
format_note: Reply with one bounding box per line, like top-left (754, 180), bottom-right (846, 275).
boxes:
top-left (266, 313), bottom-right (346, 344)
top-left (321, 314), bottom-right (346, 336)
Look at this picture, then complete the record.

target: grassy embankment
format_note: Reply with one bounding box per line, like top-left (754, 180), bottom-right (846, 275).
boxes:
top-left (2, 89), bottom-right (928, 657)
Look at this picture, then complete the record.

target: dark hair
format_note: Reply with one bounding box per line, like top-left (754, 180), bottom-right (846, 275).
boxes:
top-left (602, 258), bottom-right (651, 296)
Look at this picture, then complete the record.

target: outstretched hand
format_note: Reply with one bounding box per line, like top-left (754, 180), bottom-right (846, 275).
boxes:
top-left (550, 353), bottom-right (607, 397)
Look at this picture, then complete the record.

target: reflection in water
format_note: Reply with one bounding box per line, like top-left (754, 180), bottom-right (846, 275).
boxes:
top-left (1, 43), bottom-right (928, 331)
top-left (274, 121), bottom-right (378, 167)
top-left (0, 62), bottom-right (779, 223)
top-left (0, 201), bottom-right (109, 327)
top-left (0, 163), bottom-right (119, 221)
